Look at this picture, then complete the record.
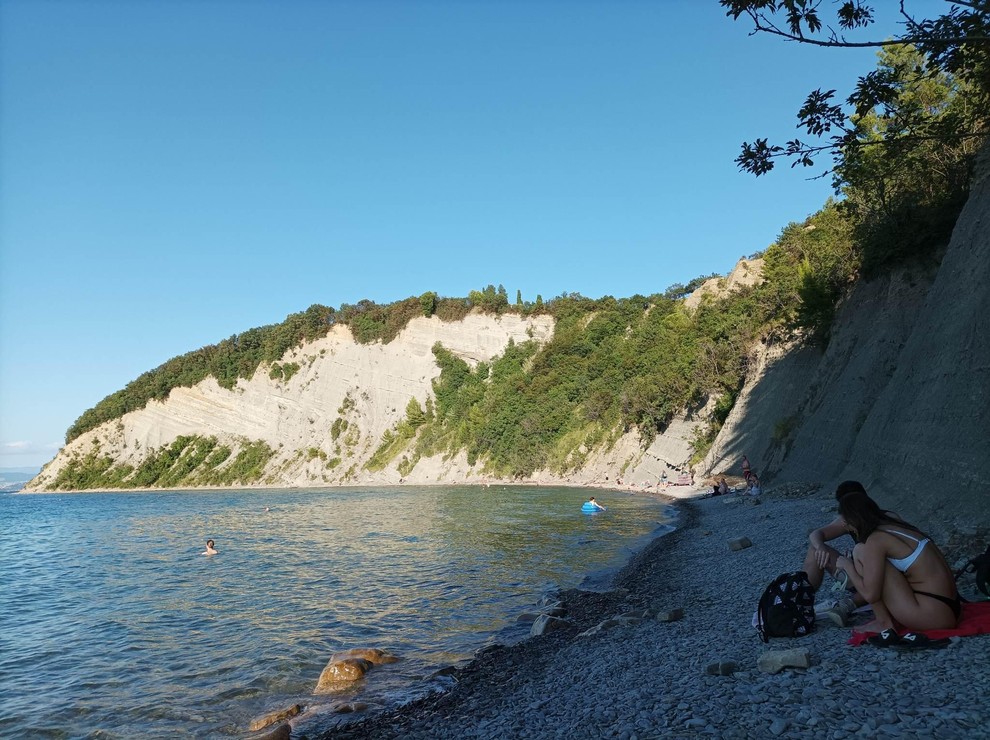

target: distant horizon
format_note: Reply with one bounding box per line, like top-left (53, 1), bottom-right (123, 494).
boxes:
top-left (0, 467), bottom-right (40, 476)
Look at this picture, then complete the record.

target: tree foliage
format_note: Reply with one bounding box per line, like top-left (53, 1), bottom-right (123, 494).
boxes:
top-left (723, 1), bottom-right (990, 177)
top-left (67, 286), bottom-right (530, 443)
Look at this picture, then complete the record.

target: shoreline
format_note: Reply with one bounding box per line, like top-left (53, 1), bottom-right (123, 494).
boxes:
top-left (307, 486), bottom-right (988, 739)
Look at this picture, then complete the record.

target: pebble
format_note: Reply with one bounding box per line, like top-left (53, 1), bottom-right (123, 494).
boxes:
top-left (769, 718), bottom-right (788, 735)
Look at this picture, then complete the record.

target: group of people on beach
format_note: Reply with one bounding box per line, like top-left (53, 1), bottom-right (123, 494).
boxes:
top-left (708, 454), bottom-right (761, 497)
top-left (801, 479), bottom-right (960, 643)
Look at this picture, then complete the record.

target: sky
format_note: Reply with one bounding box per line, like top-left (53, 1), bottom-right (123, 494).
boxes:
top-left (0, 0), bottom-right (943, 469)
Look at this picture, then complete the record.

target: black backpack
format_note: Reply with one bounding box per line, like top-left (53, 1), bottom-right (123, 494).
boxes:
top-left (956, 544), bottom-right (990, 598)
top-left (756, 571), bottom-right (817, 643)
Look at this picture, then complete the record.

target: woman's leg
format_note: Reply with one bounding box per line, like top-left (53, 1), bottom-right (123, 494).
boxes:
top-left (803, 544), bottom-right (840, 590)
top-left (852, 545), bottom-right (956, 631)
top-left (847, 544), bottom-right (897, 631)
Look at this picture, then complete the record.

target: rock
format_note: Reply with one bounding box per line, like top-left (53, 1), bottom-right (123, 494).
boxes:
top-left (769, 718), bottom-right (789, 735)
top-left (704, 661), bottom-right (738, 676)
top-left (314, 658), bottom-right (373, 694)
top-left (618, 608), bottom-right (653, 619)
top-left (330, 647), bottom-right (401, 664)
top-left (757, 648), bottom-right (811, 674)
top-left (576, 614), bottom-right (645, 638)
top-left (728, 536), bottom-right (753, 551)
top-left (428, 665), bottom-right (459, 678)
top-left (655, 607), bottom-right (684, 622)
top-left (330, 701), bottom-right (370, 713)
top-left (248, 704), bottom-right (302, 732)
top-left (516, 612), bottom-right (541, 623)
top-left (530, 614), bottom-right (570, 636)
top-left (542, 606), bottom-right (568, 618)
top-left (247, 722), bottom-right (291, 740)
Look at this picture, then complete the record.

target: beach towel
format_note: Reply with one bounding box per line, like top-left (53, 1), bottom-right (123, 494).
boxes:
top-left (848, 601), bottom-right (990, 646)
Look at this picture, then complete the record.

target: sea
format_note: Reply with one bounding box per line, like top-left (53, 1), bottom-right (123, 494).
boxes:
top-left (0, 485), bottom-right (675, 738)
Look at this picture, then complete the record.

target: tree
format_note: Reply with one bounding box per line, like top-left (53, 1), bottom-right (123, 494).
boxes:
top-left (722, 1), bottom-right (990, 178)
top-left (837, 43), bottom-right (983, 270)
top-left (419, 291), bottom-right (438, 317)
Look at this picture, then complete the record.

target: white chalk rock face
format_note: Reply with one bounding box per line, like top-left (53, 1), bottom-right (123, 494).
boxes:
top-left (30, 313), bottom-right (555, 491)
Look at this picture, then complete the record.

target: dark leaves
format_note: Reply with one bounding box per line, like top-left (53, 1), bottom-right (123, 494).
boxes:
top-left (736, 138), bottom-right (783, 176)
top-left (837, 1), bottom-right (874, 30)
top-left (797, 89), bottom-right (845, 136)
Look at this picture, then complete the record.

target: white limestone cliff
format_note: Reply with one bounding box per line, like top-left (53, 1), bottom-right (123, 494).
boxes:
top-left (29, 310), bottom-right (708, 492)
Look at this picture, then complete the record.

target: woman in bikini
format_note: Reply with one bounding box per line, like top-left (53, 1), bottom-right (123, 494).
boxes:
top-left (834, 490), bottom-right (960, 634)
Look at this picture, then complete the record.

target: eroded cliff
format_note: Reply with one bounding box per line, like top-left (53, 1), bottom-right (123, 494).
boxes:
top-left (706, 147), bottom-right (990, 540)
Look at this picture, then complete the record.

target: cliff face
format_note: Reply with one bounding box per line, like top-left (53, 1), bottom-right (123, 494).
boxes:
top-left (706, 147), bottom-right (990, 540)
top-left (29, 314), bottom-right (553, 490)
top-left (29, 311), bottom-right (707, 492)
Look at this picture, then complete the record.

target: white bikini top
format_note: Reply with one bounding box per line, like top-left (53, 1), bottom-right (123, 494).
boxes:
top-left (882, 528), bottom-right (930, 573)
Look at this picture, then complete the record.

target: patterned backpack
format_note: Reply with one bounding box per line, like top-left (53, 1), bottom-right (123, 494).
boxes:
top-left (756, 571), bottom-right (817, 643)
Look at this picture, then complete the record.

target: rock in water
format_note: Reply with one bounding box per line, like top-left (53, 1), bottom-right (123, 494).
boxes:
top-left (314, 658), bottom-right (373, 694)
top-left (330, 647), bottom-right (401, 665)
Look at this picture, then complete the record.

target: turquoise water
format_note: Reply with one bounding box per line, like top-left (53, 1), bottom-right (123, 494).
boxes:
top-left (0, 485), bottom-right (673, 738)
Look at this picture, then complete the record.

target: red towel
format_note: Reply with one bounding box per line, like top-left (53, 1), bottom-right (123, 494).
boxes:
top-left (848, 601), bottom-right (990, 645)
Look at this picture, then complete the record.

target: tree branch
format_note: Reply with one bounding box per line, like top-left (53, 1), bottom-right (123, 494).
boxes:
top-left (747, 20), bottom-right (990, 48)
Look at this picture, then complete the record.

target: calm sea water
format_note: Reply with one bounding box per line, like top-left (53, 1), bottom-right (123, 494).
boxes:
top-left (0, 485), bottom-right (673, 738)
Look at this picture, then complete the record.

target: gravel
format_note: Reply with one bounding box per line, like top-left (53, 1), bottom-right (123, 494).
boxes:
top-left (305, 489), bottom-right (990, 740)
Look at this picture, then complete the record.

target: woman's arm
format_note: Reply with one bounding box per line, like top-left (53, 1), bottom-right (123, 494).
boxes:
top-left (836, 538), bottom-right (887, 604)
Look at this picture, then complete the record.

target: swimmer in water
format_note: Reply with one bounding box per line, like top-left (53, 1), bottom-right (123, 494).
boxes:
top-left (203, 539), bottom-right (218, 556)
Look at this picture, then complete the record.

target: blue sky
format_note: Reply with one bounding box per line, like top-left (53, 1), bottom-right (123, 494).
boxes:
top-left (0, 1), bottom-right (938, 468)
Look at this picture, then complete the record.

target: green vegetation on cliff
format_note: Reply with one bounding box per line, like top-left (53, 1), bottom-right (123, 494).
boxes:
top-left (367, 204), bottom-right (858, 478)
top-left (52, 436), bottom-right (274, 490)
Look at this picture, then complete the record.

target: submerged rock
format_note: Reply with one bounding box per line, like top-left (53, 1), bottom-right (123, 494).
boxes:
top-left (248, 704), bottom-right (303, 731)
top-left (314, 658), bottom-right (373, 694)
top-left (530, 614), bottom-right (570, 637)
top-left (330, 648), bottom-right (401, 665)
top-left (246, 722), bottom-right (291, 740)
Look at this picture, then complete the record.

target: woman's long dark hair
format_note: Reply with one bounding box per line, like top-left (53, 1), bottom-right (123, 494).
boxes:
top-left (834, 480), bottom-right (867, 501)
top-left (838, 490), bottom-right (921, 541)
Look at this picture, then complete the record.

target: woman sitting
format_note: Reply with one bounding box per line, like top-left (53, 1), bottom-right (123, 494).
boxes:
top-left (834, 490), bottom-right (960, 635)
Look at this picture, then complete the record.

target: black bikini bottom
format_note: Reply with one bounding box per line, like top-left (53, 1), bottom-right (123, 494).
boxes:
top-left (913, 589), bottom-right (962, 621)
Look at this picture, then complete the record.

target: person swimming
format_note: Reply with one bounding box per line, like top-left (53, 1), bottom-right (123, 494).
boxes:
top-left (585, 497), bottom-right (606, 511)
top-left (203, 539), bottom-right (218, 556)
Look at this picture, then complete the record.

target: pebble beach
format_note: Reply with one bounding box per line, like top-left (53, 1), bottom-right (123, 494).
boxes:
top-left (310, 486), bottom-right (990, 740)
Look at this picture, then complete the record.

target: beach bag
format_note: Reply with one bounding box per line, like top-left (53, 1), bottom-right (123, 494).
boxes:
top-left (956, 544), bottom-right (990, 598)
top-left (756, 571), bottom-right (816, 643)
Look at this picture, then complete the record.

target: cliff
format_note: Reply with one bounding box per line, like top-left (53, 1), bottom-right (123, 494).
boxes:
top-left (705, 146), bottom-right (990, 541)
top-left (28, 309), bottom-right (711, 493)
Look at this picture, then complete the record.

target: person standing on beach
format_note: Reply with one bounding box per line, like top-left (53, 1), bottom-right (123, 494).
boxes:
top-left (741, 455), bottom-right (752, 482)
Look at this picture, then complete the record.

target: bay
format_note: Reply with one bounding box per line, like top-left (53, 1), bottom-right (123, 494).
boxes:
top-left (0, 485), bottom-right (673, 738)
